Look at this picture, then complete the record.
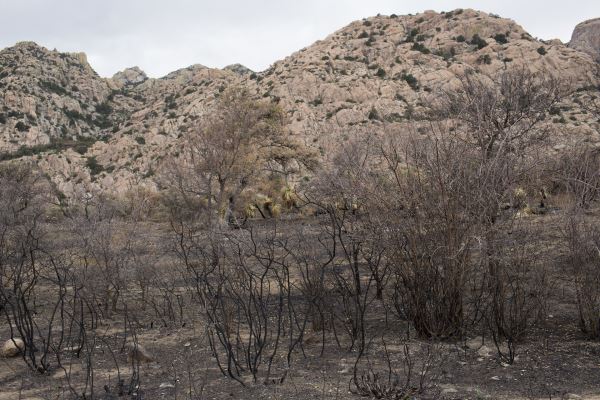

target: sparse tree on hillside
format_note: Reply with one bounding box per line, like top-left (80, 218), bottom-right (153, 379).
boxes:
top-left (163, 86), bottom-right (316, 225)
top-left (434, 67), bottom-right (564, 160)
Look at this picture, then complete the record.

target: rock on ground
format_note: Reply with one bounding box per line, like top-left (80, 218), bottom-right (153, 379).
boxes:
top-left (1, 338), bottom-right (24, 357)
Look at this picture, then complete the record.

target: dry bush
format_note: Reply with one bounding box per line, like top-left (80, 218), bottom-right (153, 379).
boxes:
top-left (563, 215), bottom-right (600, 338)
top-left (160, 86), bottom-right (316, 226)
top-left (379, 131), bottom-right (478, 339)
top-left (433, 67), bottom-right (564, 159)
top-left (553, 145), bottom-right (600, 208)
top-left (483, 224), bottom-right (550, 363)
top-left (0, 164), bottom-right (134, 397)
top-left (352, 340), bottom-right (443, 399)
top-left (304, 136), bottom-right (390, 352)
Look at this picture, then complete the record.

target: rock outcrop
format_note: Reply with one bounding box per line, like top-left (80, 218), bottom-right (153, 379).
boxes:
top-left (112, 66), bottom-right (148, 86)
top-left (0, 41), bottom-right (138, 153)
top-left (224, 63), bottom-right (253, 75)
top-left (570, 18), bottom-right (600, 62)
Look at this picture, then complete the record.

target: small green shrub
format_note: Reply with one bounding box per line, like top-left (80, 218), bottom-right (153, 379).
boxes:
top-left (537, 46), bottom-right (547, 56)
top-left (310, 97), bottom-right (323, 106)
top-left (95, 102), bottom-right (113, 115)
top-left (15, 121), bottom-right (29, 132)
top-left (477, 54), bottom-right (492, 64)
top-left (549, 106), bottom-right (561, 116)
top-left (435, 47), bottom-right (456, 60)
top-left (86, 156), bottom-right (104, 176)
top-left (401, 73), bottom-right (419, 90)
top-left (63, 108), bottom-right (84, 121)
top-left (470, 34), bottom-right (488, 49)
top-left (39, 80), bottom-right (67, 95)
top-left (456, 35), bottom-right (466, 42)
top-left (368, 106), bottom-right (381, 121)
top-left (405, 28), bottom-right (420, 42)
top-left (494, 33), bottom-right (508, 44)
top-left (412, 42), bottom-right (430, 54)
top-left (376, 68), bottom-right (386, 78)
top-left (135, 136), bottom-right (146, 145)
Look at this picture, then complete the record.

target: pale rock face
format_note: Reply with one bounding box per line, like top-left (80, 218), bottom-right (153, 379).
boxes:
top-left (1, 338), bottom-right (24, 357)
top-left (223, 63), bottom-right (253, 75)
top-left (570, 18), bottom-right (600, 62)
top-left (0, 41), bottom-right (131, 152)
top-left (112, 66), bottom-right (148, 86)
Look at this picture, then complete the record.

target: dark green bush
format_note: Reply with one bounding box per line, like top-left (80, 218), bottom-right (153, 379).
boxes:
top-left (368, 106), bottom-right (381, 121)
top-left (405, 28), bottom-right (420, 42)
top-left (0, 136), bottom-right (97, 161)
top-left (537, 46), bottom-right (547, 56)
top-left (39, 80), bottom-right (67, 95)
top-left (15, 121), bottom-right (29, 131)
top-left (86, 156), bottom-right (104, 176)
top-left (95, 102), bottom-right (113, 115)
top-left (412, 42), bottom-right (430, 54)
top-left (456, 35), bottom-right (466, 42)
top-left (494, 33), bottom-right (508, 44)
top-left (401, 73), bottom-right (419, 90)
top-left (64, 108), bottom-right (84, 121)
top-left (477, 54), bottom-right (492, 65)
top-left (470, 34), bottom-right (488, 49)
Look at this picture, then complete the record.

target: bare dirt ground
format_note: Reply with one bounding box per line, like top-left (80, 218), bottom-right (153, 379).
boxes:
top-left (1, 215), bottom-right (600, 400)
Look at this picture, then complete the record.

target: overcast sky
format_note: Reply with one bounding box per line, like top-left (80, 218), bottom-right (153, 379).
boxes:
top-left (1, 0), bottom-right (598, 78)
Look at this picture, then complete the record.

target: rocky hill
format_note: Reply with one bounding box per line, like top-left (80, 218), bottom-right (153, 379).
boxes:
top-left (1, 9), bottom-right (599, 197)
top-left (0, 42), bottom-right (142, 153)
top-left (570, 17), bottom-right (600, 62)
